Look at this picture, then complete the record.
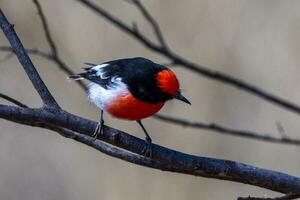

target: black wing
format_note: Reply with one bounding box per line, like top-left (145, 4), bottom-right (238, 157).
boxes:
top-left (69, 63), bottom-right (119, 89)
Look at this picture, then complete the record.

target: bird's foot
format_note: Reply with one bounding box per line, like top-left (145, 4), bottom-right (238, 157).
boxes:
top-left (92, 120), bottom-right (104, 139)
top-left (141, 136), bottom-right (152, 157)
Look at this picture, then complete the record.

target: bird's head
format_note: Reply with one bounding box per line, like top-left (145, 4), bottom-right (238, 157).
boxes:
top-left (156, 69), bottom-right (191, 105)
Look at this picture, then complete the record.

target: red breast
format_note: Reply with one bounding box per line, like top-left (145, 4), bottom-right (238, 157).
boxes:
top-left (107, 92), bottom-right (165, 120)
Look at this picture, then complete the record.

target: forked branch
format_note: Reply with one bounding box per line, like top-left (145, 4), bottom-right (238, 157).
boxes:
top-left (0, 10), bottom-right (59, 108)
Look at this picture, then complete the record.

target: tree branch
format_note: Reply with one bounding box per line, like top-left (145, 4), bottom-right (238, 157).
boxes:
top-left (32, 0), bottom-right (57, 56)
top-left (0, 10), bottom-right (59, 108)
top-left (75, 0), bottom-right (300, 116)
top-left (154, 114), bottom-right (300, 146)
top-left (0, 46), bottom-right (52, 59)
top-left (0, 92), bottom-right (28, 108)
top-left (130, 0), bottom-right (168, 49)
top-left (48, 125), bottom-right (159, 169)
top-left (32, 0), bottom-right (87, 90)
top-left (1, 104), bottom-right (300, 195)
top-left (0, 46), bottom-right (87, 90)
top-left (238, 193), bottom-right (299, 200)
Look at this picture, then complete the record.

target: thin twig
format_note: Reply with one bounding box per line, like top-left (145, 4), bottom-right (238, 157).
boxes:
top-left (154, 114), bottom-right (300, 146)
top-left (75, 0), bottom-right (300, 116)
top-left (32, 0), bottom-right (87, 90)
top-left (0, 46), bottom-right (52, 59)
top-left (0, 93), bottom-right (28, 107)
top-left (0, 46), bottom-right (87, 90)
top-left (238, 193), bottom-right (299, 200)
top-left (0, 10), bottom-right (59, 108)
top-left (130, 0), bottom-right (168, 49)
top-left (276, 121), bottom-right (289, 139)
top-left (32, 0), bottom-right (57, 56)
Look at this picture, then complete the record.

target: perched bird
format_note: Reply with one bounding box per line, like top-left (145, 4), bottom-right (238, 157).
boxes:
top-left (70, 57), bottom-right (190, 156)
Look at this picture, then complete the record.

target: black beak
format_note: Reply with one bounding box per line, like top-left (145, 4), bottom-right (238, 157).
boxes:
top-left (174, 92), bottom-right (191, 105)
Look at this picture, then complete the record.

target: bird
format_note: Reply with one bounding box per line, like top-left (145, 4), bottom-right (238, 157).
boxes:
top-left (69, 57), bottom-right (190, 157)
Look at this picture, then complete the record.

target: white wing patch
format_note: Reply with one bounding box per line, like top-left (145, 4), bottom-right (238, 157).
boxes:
top-left (88, 76), bottom-right (128, 110)
top-left (90, 63), bottom-right (110, 79)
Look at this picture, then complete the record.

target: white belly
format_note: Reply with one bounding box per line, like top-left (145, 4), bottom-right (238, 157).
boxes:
top-left (88, 82), bottom-right (128, 110)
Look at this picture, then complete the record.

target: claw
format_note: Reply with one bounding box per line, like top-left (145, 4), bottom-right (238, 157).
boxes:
top-left (92, 119), bottom-right (104, 139)
top-left (141, 136), bottom-right (152, 157)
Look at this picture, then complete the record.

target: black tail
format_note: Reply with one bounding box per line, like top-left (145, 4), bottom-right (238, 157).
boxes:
top-left (69, 63), bottom-right (97, 80)
top-left (69, 73), bottom-right (85, 80)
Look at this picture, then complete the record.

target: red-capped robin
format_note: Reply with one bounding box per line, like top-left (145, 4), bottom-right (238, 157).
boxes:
top-left (70, 57), bottom-right (190, 156)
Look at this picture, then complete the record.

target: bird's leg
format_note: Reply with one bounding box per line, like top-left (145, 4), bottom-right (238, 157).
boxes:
top-left (92, 110), bottom-right (104, 139)
top-left (137, 120), bottom-right (152, 157)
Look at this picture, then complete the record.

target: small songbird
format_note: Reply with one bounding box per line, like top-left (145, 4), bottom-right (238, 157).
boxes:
top-left (70, 57), bottom-right (190, 156)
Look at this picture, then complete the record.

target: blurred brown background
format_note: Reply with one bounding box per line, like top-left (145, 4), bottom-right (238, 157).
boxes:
top-left (1, 0), bottom-right (300, 199)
